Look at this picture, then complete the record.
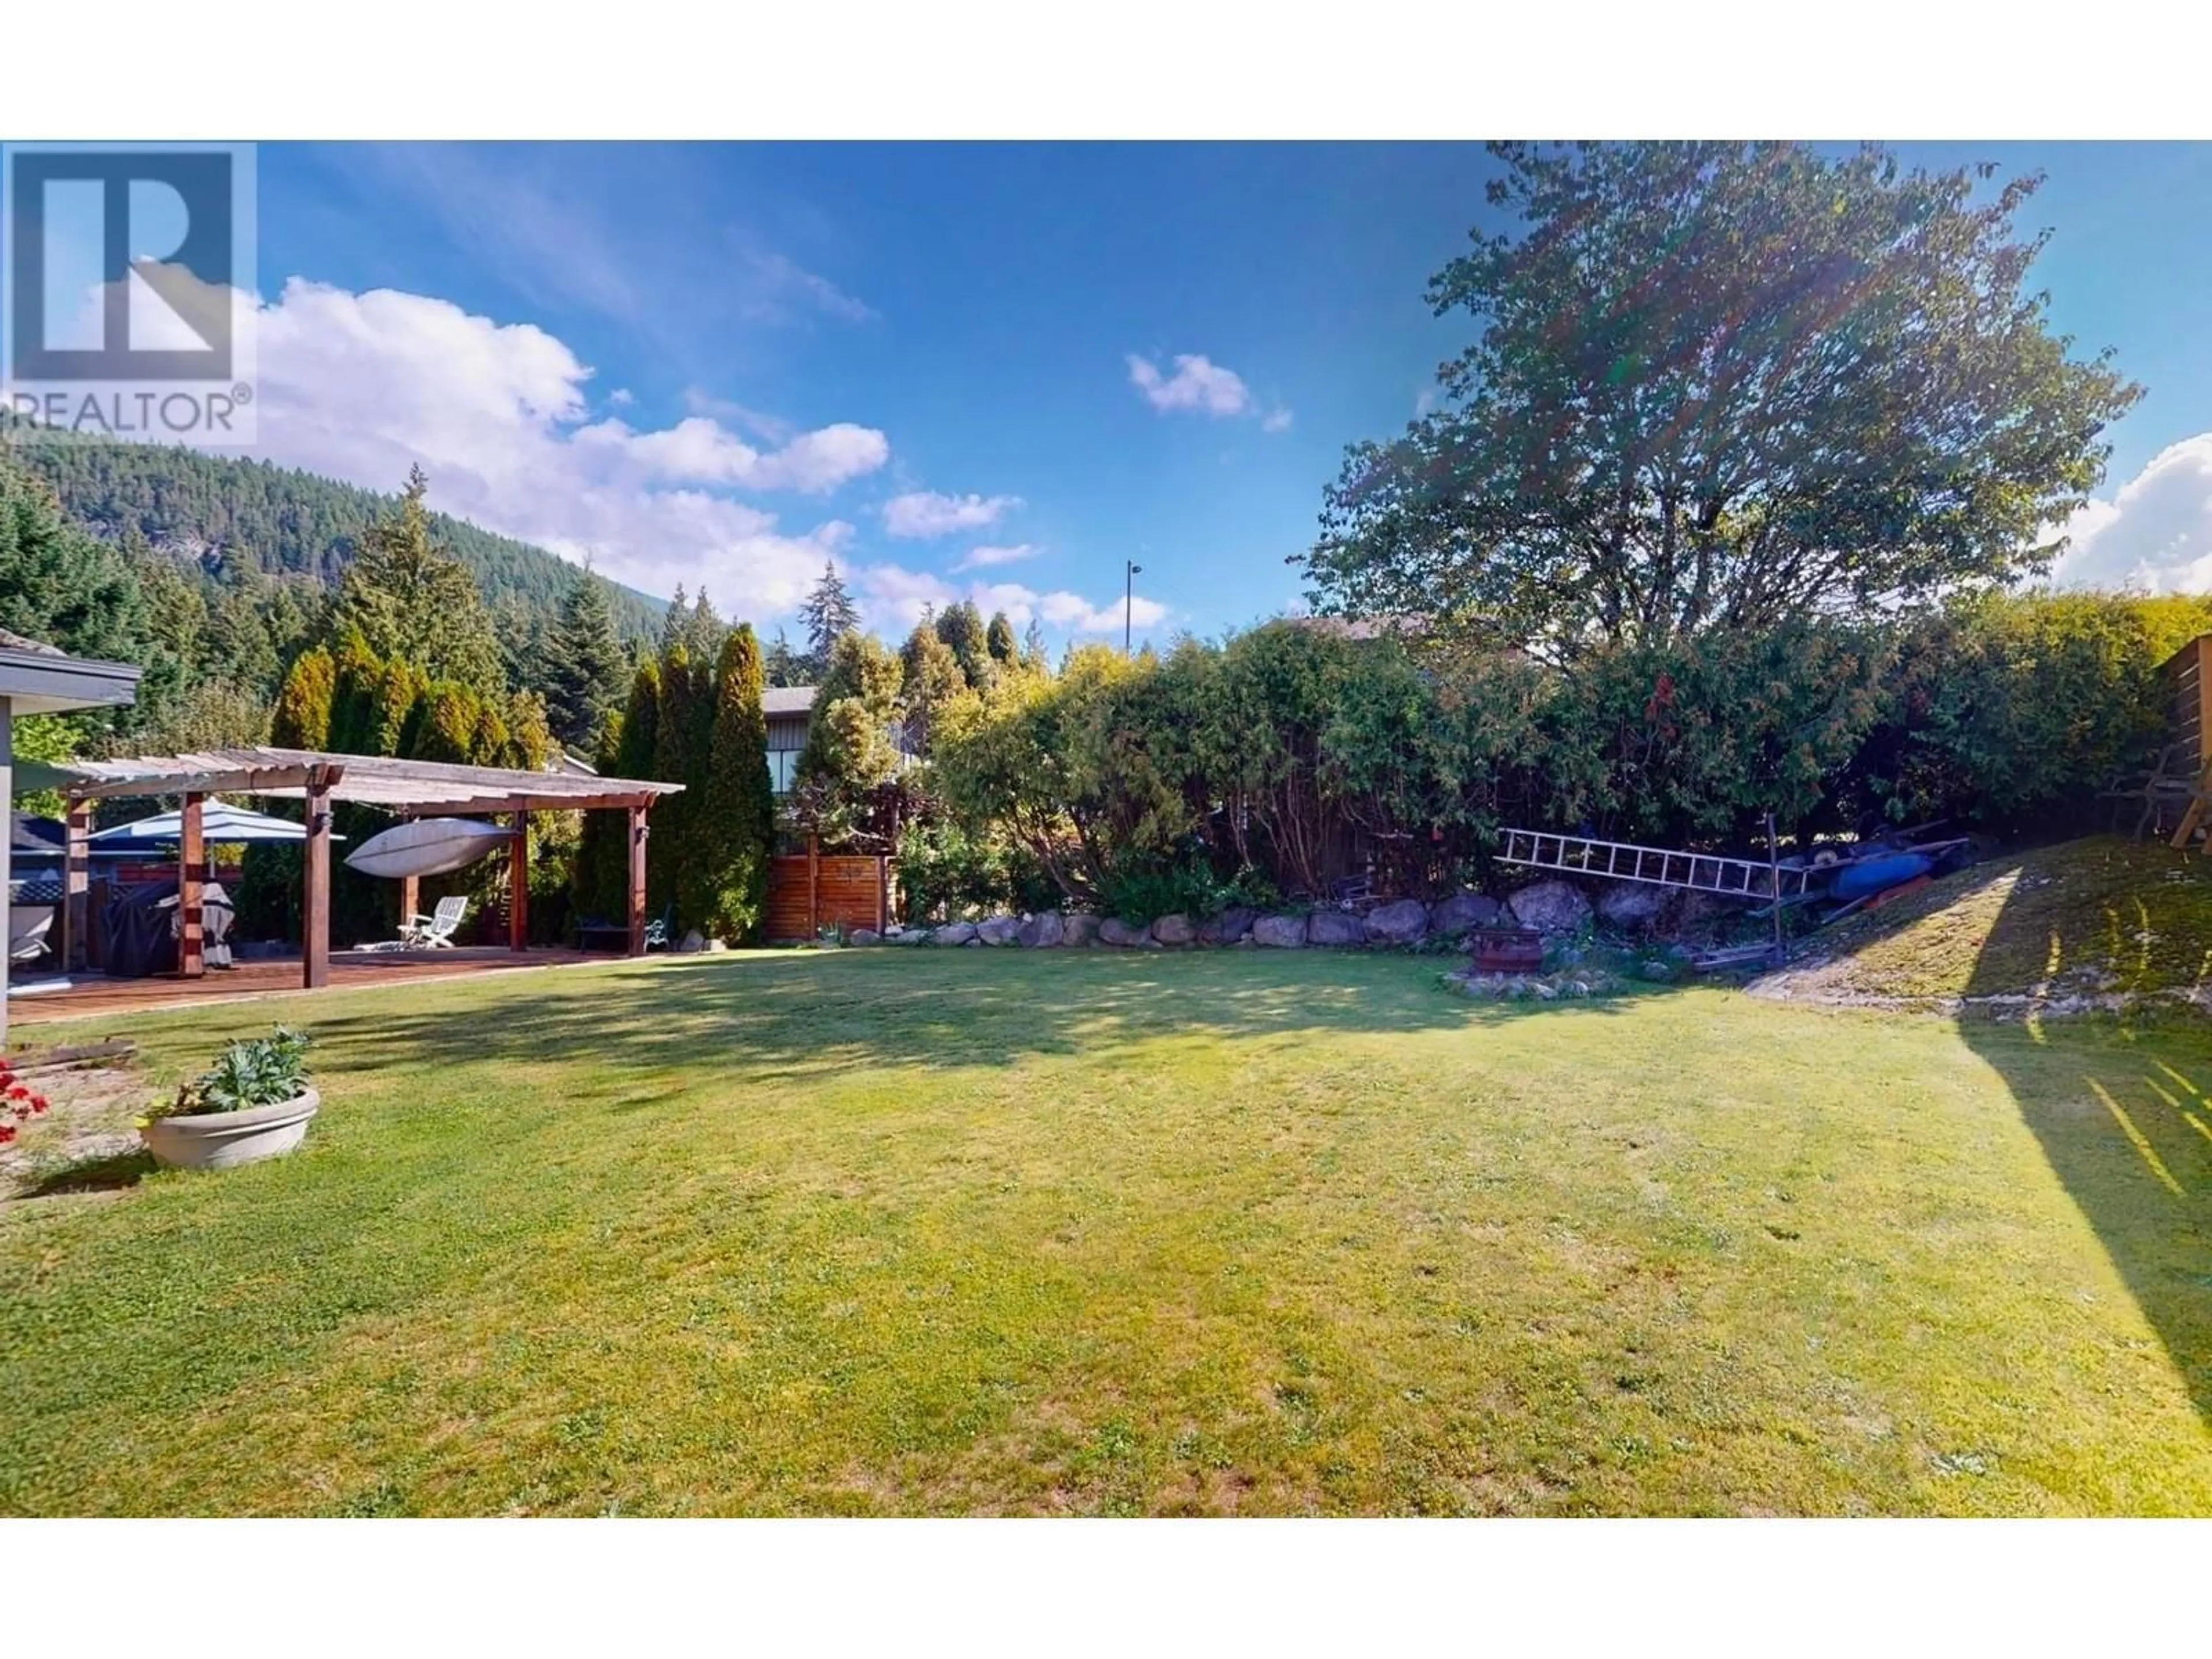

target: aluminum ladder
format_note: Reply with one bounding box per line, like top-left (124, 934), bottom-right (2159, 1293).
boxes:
top-left (1497, 827), bottom-right (1813, 902)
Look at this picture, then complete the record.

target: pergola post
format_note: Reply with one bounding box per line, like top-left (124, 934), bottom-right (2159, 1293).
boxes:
top-left (178, 792), bottom-right (205, 979)
top-left (302, 768), bottom-right (334, 990)
top-left (398, 872), bottom-right (419, 937)
top-left (627, 802), bottom-right (649, 956)
top-left (807, 834), bottom-right (821, 938)
top-left (509, 813), bottom-right (529, 953)
top-left (62, 798), bottom-right (90, 972)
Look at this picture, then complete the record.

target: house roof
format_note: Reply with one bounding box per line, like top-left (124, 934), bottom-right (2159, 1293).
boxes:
top-left (762, 685), bottom-right (817, 717)
top-left (0, 629), bottom-right (143, 717)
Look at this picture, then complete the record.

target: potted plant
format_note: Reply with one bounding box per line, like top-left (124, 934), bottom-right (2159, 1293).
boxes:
top-left (140, 1027), bottom-right (319, 1171)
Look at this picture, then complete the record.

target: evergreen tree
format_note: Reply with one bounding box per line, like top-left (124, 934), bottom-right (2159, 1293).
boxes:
top-left (798, 559), bottom-right (861, 668)
top-left (986, 610), bottom-right (1018, 667)
top-left (794, 631), bottom-right (906, 847)
top-left (543, 561), bottom-right (628, 751)
top-left (1021, 617), bottom-right (1050, 673)
top-left (659, 584), bottom-right (691, 655)
top-left (271, 646), bottom-right (337, 748)
top-left (572, 715), bottom-right (627, 922)
top-left (650, 643), bottom-right (718, 926)
top-left (898, 619), bottom-right (967, 759)
top-left (613, 661), bottom-right (665, 914)
top-left (332, 465), bottom-right (505, 695)
top-left (679, 588), bottom-right (729, 669)
top-left (764, 626), bottom-right (801, 688)
top-left (700, 624), bottom-right (777, 942)
top-left (934, 599), bottom-right (994, 691)
top-left (0, 449), bottom-right (176, 736)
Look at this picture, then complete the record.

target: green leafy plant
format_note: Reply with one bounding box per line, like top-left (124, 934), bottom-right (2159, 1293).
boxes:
top-left (151, 1027), bottom-right (313, 1122)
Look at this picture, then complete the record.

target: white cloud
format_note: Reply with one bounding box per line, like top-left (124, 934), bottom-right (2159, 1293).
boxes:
top-left (2052, 433), bottom-right (2212, 593)
top-left (1128, 351), bottom-right (1290, 433)
top-left (881, 490), bottom-right (1022, 538)
top-left (850, 566), bottom-right (1168, 641)
top-left (575, 415), bottom-right (886, 493)
top-left (739, 250), bottom-right (878, 325)
top-left (1128, 351), bottom-right (1252, 416)
top-left (607, 387), bottom-right (634, 407)
top-left (211, 278), bottom-right (880, 612)
top-left (956, 543), bottom-right (1040, 571)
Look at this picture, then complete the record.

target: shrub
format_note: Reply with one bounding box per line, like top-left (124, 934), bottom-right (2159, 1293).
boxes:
top-left (0, 1064), bottom-right (54, 1146)
top-left (154, 1027), bottom-right (312, 1122)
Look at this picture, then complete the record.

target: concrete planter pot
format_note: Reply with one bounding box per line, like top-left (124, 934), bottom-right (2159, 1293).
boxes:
top-left (142, 1088), bottom-right (320, 1172)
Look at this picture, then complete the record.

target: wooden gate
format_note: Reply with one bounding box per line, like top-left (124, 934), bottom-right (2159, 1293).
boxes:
top-left (766, 838), bottom-right (894, 940)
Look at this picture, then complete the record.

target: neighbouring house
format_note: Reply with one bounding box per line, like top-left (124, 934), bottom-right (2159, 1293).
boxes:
top-left (1, 629), bottom-right (142, 1048)
top-left (764, 686), bottom-right (815, 796)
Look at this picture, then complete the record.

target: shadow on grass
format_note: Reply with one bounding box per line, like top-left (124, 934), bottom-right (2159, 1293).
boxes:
top-left (1956, 869), bottom-right (2212, 1430)
top-left (296, 944), bottom-right (1641, 1096)
top-left (5, 1147), bottom-right (157, 1202)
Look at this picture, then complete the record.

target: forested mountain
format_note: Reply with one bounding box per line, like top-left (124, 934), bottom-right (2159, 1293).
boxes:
top-left (13, 436), bottom-right (664, 645)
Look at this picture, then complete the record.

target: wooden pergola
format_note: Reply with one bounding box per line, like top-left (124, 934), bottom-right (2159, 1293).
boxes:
top-left (55, 747), bottom-right (682, 990)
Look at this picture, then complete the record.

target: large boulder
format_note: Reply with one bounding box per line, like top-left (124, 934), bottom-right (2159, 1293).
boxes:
top-left (892, 927), bottom-right (931, 945)
top-left (977, 915), bottom-right (1021, 947)
top-left (1016, 911), bottom-right (1066, 949)
top-left (1506, 879), bottom-right (1593, 935)
top-left (1151, 912), bottom-right (1197, 946)
top-left (934, 921), bottom-right (978, 946)
top-left (1062, 912), bottom-right (1102, 948)
top-left (1252, 912), bottom-right (1308, 948)
top-left (676, 928), bottom-right (707, 955)
top-left (1099, 916), bottom-right (1150, 948)
top-left (1430, 891), bottom-right (1502, 937)
top-left (1362, 898), bottom-right (1430, 946)
top-left (1594, 880), bottom-right (1669, 932)
top-left (1308, 910), bottom-right (1366, 948)
top-left (1199, 905), bottom-right (1256, 945)
top-left (850, 928), bottom-right (882, 946)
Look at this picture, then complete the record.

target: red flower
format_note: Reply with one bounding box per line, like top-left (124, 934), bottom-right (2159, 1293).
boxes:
top-left (0, 1124), bottom-right (14, 1146)
top-left (3, 1084), bottom-right (27, 1101)
top-left (30, 1094), bottom-right (50, 1115)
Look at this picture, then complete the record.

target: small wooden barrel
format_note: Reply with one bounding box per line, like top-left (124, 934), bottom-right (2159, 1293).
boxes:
top-left (1469, 926), bottom-right (1544, 974)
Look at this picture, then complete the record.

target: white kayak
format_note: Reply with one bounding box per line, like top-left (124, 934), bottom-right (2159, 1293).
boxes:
top-left (344, 818), bottom-right (513, 880)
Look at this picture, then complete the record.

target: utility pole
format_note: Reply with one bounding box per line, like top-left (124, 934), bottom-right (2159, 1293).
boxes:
top-left (1124, 560), bottom-right (1143, 655)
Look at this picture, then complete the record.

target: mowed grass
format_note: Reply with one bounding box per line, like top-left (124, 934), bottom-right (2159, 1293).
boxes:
top-left (3, 948), bottom-right (2209, 1516)
top-left (1768, 835), bottom-right (2212, 1005)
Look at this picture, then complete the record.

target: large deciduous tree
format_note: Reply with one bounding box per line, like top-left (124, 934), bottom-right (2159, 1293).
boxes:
top-left (1300, 142), bottom-right (2143, 658)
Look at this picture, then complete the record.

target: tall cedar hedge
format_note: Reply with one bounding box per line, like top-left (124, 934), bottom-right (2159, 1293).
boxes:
top-left (700, 623), bottom-right (777, 942)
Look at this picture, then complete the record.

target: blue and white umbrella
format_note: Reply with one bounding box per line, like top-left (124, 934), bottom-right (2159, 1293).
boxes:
top-left (89, 797), bottom-right (343, 849)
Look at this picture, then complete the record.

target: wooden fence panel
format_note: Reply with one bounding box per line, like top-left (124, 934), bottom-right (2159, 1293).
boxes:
top-left (766, 851), bottom-right (894, 940)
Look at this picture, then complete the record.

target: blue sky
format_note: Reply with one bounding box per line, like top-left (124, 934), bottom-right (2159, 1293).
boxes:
top-left (231, 141), bottom-right (2212, 643)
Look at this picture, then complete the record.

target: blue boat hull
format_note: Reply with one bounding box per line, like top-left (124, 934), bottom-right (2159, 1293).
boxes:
top-left (1830, 852), bottom-right (1932, 901)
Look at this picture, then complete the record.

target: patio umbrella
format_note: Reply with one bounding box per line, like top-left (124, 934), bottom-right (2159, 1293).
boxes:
top-left (89, 797), bottom-right (344, 849)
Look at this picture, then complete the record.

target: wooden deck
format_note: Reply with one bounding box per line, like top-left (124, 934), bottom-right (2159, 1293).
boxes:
top-left (5, 946), bottom-right (619, 1028)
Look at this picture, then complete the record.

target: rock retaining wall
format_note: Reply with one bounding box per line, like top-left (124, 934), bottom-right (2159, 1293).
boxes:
top-left (857, 875), bottom-right (1676, 954)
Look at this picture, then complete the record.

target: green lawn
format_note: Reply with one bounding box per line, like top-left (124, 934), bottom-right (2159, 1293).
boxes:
top-left (3, 948), bottom-right (2209, 1515)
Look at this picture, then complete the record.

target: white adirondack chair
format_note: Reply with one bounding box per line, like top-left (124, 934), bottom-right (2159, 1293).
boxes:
top-left (399, 895), bottom-right (469, 949)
